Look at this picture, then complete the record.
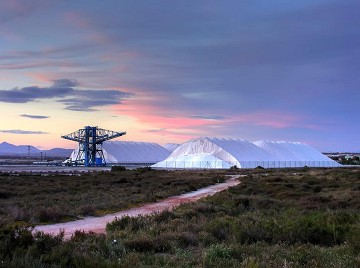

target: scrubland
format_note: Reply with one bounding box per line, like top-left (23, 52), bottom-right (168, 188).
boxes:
top-left (0, 167), bottom-right (359, 267)
top-left (0, 168), bottom-right (226, 226)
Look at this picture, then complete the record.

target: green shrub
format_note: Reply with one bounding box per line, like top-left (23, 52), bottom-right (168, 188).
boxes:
top-left (124, 234), bottom-right (172, 253)
top-left (230, 165), bottom-right (239, 170)
top-left (0, 226), bottom-right (34, 260)
top-left (79, 205), bottom-right (97, 216)
top-left (107, 216), bottom-right (147, 232)
top-left (111, 176), bottom-right (128, 184)
top-left (347, 226), bottom-right (360, 253)
top-left (241, 257), bottom-right (260, 268)
top-left (8, 205), bottom-right (29, 222)
top-left (192, 203), bottom-right (216, 214)
top-left (203, 244), bottom-right (233, 265)
top-left (153, 209), bottom-right (177, 223)
top-left (233, 210), bottom-right (359, 247)
top-left (0, 191), bottom-right (16, 199)
top-left (136, 167), bottom-right (153, 173)
top-left (296, 212), bottom-right (354, 246)
top-left (111, 165), bottom-right (126, 172)
top-left (205, 217), bottom-right (235, 241)
top-left (37, 207), bottom-right (65, 223)
top-left (255, 166), bottom-right (265, 170)
top-left (173, 232), bottom-right (198, 248)
top-left (313, 185), bottom-right (322, 193)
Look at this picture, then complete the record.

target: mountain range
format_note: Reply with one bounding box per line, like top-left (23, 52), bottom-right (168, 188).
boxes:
top-left (0, 142), bottom-right (73, 157)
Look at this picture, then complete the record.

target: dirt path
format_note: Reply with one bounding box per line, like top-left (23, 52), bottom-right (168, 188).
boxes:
top-left (34, 175), bottom-right (240, 239)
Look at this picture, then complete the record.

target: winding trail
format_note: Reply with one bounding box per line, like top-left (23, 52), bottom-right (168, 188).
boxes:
top-left (34, 175), bottom-right (240, 239)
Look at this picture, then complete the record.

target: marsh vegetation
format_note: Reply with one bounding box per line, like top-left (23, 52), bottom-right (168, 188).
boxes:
top-left (0, 168), bottom-right (227, 226)
top-left (0, 168), bottom-right (359, 267)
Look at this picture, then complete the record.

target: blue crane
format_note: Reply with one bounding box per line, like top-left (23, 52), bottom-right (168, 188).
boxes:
top-left (61, 126), bottom-right (126, 166)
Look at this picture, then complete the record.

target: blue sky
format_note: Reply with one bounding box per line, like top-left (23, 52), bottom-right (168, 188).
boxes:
top-left (0, 0), bottom-right (359, 151)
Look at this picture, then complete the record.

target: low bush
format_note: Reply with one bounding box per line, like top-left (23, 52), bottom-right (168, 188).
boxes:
top-left (107, 216), bottom-right (148, 232)
top-left (0, 226), bottom-right (34, 260)
top-left (37, 207), bottom-right (65, 223)
top-left (78, 205), bottom-right (97, 216)
top-left (1, 168), bottom-right (359, 267)
top-left (124, 234), bottom-right (172, 253)
top-left (203, 244), bottom-right (233, 264)
top-left (173, 232), bottom-right (198, 248)
top-left (153, 209), bottom-right (177, 223)
top-left (29, 231), bottom-right (64, 257)
top-left (8, 205), bottom-right (30, 222)
top-left (111, 165), bottom-right (126, 172)
top-left (0, 191), bottom-right (16, 199)
top-left (136, 167), bottom-right (153, 173)
top-left (205, 216), bottom-right (235, 241)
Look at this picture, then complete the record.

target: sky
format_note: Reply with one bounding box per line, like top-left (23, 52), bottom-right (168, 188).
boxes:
top-left (0, 0), bottom-right (359, 152)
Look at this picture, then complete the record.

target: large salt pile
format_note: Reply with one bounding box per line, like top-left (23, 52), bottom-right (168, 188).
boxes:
top-left (154, 137), bottom-right (275, 169)
top-left (70, 141), bottom-right (171, 164)
top-left (153, 137), bottom-right (340, 169)
top-left (253, 140), bottom-right (340, 167)
top-left (163, 143), bottom-right (180, 152)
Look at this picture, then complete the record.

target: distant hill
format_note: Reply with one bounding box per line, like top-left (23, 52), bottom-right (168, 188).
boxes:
top-left (0, 142), bottom-right (73, 157)
top-left (44, 148), bottom-right (73, 157)
top-left (0, 142), bottom-right (40, 155)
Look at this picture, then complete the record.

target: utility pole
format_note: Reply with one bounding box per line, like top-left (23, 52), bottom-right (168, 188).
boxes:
top-left (27, 146), bottom-right (30, 158)
top-left (40, 152), bottom-right (43, 161)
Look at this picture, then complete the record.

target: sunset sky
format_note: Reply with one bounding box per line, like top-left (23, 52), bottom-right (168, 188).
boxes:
top-left (0, 0), bottom-right (359, 152)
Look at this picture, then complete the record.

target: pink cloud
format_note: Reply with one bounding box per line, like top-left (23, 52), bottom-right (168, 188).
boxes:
top-left (0, 60), bottom-right (79, 70)
top-left (111, 92), bottom-right (217, 141)
top-left (115, 95), bottom-right (321, 139)
top-left (27, 73), bottom-right (52, 83)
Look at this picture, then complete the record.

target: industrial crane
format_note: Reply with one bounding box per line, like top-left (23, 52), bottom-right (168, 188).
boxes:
top-left (61, 126), bottom-right (126, 166)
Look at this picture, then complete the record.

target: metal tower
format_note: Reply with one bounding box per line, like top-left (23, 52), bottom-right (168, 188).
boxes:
top-left (61, 126), bottom-right (126, 167)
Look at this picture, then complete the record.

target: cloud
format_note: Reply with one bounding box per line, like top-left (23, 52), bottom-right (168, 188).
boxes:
top-left (143, 128), bottom-right (198, 140)
top-left (0, 61), bottom-right (81, 70)
top-left (0, 79), bottom-right (134, 111)
top-left (0, 129), bottom-right (49, 134)
top-left (0, 82), bottom-right (73, 103)
top-left (94, 0), bottom-right (360, 118)
top-left (20, 114), bottom-right (50, 119)
top-left (58, 89), bottom-right (133, 111)
top-left (52, 78), bottom-right (79, 88)
top-left (0, 1), bottom-right (359, 150)
top-left (0, 44), bottom-right (97, 61)
top-left (145, 128), bottom-right (167, 133)
top-left (189, 115), bottom-right (226, 120)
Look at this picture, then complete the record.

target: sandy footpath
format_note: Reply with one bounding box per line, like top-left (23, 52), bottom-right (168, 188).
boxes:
top-left (34, 175), bottom-right (240, 238)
